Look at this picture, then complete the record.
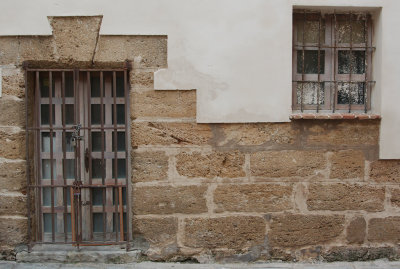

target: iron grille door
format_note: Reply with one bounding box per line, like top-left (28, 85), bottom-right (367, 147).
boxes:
top-left (27, 69), bottom-right (131, 249)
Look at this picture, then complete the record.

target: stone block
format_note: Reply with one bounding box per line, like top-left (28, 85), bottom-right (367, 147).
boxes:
top-left (131, 71), bottom-right (154, 90)
top-left (307, 184), bottom-right (385, 212)
top-left (132, 151), bottom-right (168, 183)
top-left (0, 37), bottom-right (19, 65)
top-left (269, 214), bottom-right (345, 247)
top-left (0, 97), bottom-right (25, 126)
top-left (131, 90), bottom-right (196, 119)
top-left (0, 161), bottom-right (26, 191)
top-left (346, 217), bottom-right (366, 244)
top-left (0, 128), bottom-right (25, 160)
top-left (306, 121), bottom-right (379, 146)
top-left (131, 122), bottom-right (212, 146)
top-left (183, 216), bottom-right (265, 249)
top-left (330, 150), bottom-right (365, 179)
top-left (1, 67), bottom-right (25, 98)
top-left (213, 184), bottom-right (293, 213)
top-left (0, 218), bottom-right (27, 246)
top-left (133, 185), bottom-right (207, 214)
top-left (322, 246), bottom-right (399, 262)
top-left (390, 188), bottom-right (400, 207)
top-left (250, 150), bottom-right (325, 178)
top-left (176, 151), bottom-right (245, 178)
top-left (18, 36), bottom-right (55, 63)
top-left (370, 160), bottom-right (400, 183)
top-left (368, 217), bottom-right (400, 243)
top-left (133, 217), bottom-right (177, 245)
top-left (216, 123), bottom-right (298, 146)
top-left (0, 195), bottom-right (26, 215)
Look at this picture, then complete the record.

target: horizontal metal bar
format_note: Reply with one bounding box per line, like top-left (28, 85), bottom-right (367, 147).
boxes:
top-left (293, 80), bottom-right (376, 83)
top-left (27, 126), bottom-right (127, 131)
top-left (25, 69), bottom-right (127, 72)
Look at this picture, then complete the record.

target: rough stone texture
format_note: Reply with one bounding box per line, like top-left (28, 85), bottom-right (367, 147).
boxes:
top-left (0, 218), bottom-right (27, 246)
top-left (131, 71), bottom-right (154, 90)
top-left (133, 217), bottom-right (177, 245)
top-left (1, 67), bottom-right (25, 98)
top-left (250, 151), bottom-right (325, 178)
top-left (213, 184), bottom-right (293, 213)
top-left (133, 185), bottom-right (207, 215)
top-left (0, 195), bottom-right (26, 215)
top-left (131, 90), bottom-right (196, 119)
top-left (368, 217), bottom-right (400, 243)
top-left (0, 37), bottom-right (19, 65)
top-left (306, 121), bottom-right (379, 146)
top-left (0, 161), bottom-right (26, 191)
top-left (132, 122), bottom-right (212, 147)
top-left (330, 150), bottom-right (365, 179)
top-left (0, 97), bottom-right (24, 126)
top-left (183, 216), bottom-right (265, 249)
top-left (322, 247), bottom-right (399, 262)
top-left (370, 160), bottom-right (400, 183)
top-left (346, 217), bottom-right (366, 244)
top-left (269, 214), bottom-right (345, 247)
top-left (18, 37), bottom-right (55, 63)
top-left (95, 36), bottom-right (167, 68)
top-left (390, 188), bottom-right (400, 207)
top-left (48, 16), bottom-right (102, 62)
top-left (132, 151), bottom-right (168, 183)
top-left (0, 128), bottom-right (25, 160)
top-left (176, 151), bottom-right (245, 178)
top-left (306, 184), bottom-right (385, 212)
top-left (216, 123), bottom-right (298, 146)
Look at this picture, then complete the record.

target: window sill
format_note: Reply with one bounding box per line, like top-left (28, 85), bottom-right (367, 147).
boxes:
top-left (290, 113), bottom-right (381, 120)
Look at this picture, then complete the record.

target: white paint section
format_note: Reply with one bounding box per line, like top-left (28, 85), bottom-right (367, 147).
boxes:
top-left (0, 0), bottom-right (400, 158)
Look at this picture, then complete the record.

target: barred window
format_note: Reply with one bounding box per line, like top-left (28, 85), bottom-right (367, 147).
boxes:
top-left (293, 11), bottom-right (373, 113)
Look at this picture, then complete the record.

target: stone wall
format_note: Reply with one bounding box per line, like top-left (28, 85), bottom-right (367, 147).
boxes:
top-left (1, 16), bottom-right (400, 262)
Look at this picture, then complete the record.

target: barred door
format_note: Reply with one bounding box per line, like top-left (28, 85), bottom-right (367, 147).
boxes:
top-left (27, 69), bottom-right (131, 248)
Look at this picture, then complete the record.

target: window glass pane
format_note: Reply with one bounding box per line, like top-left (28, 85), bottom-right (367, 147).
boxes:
top-left (91, 132), bottom-right (105, 152)
top-left (92, 159), bottom-right (103, 179)
top-left (338, 51), bottom-right (365, 74)
top-left (42, 159), bottom-right (56, 180)
top-left (116, 73), bottom-right (125, 97)
top-left (297, 50), bottom-right (325, 74)
top-left (93, 213), bottom-right (104, 233)
top-left (41, 105), bottom-right (55, 125)
top-left (296, 82), bottom-right (325, 105)
top-left (66, 187), bottom-right (71, 206)
top-left (43, 187), bottom-right (57, 206)
top-left (65, 132), bottom-right (74, 152)
top-left (113, 213), bottom-right (127, 233)
top-left (297, 20), bottom-right (325, 43)
top-left (65, 213), bottom-right (72, 233)
top-left (113, 187), bottom-right (126, 205)
top-left (63, 104), bottom-right (74, 125)
top-left (337, 82), bottom-right (365, 105)
top-left (42, 132), bottom-right (56, 153)
top-left (64, 159), bottom-right (75, 179)
top-left (92, 188), bottom-right (104, 206)
top-left (91, 104), bottom-right (105, 125)
top-left (112, 159), bottom-right (126, 179)
top-left (112, 132), bottom-right (126, 152)
top-left (112, 104), bottom-right (125, 124)
top-left (338, 20), bottom-right (366, 43)
top-left (40, 73), bottom-right (55, 98)
top-left (65, 72), bottom-right (74, 97)
top-left (43, 213), bottom-right (57, 233)
top-left (91, 73), bottom-right (105, 97)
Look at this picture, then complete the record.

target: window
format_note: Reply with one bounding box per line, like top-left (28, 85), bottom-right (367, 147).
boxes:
top-left (293, 11), bottom-right (373, 113)
top-left (27, 69), bottom-right (130, 246)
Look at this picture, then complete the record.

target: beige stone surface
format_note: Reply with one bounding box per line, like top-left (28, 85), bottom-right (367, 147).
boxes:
top-left (133, 185), bottom-right (207, 214)
top-left (133, 217), bottom-right (177, 245)
top-left (131, 71), bottom-right (154, 90)
top-left (131, 90), bottom-right (196, 119)
top-left (183, 216), bottom-right (265, 249)
top-left (306, 121), bottom-right (379, 146)
top-left (0, 97), bottom-right (24, 126)
top-left (49, 16), bottom-right (102, 62)
top-left (0, 129), bottom-right (25, 160)
top-left (330, 150), bottom-right (365, 179)
top-left (346, 217), bottom-right (366, 244)
top-left (1, 68), bottom-right (25, 98)
top-left (0, 161), bottom-right (26, 191)
top-left (250, 151), bottom-right (325, 178)
top-left (269, 214), bottom-right (345, 247)
top-left (390, 188), bottom-right (400, 207)
top-left (213, 184), bottom-right (293, 213)
top-left (216, 123), bottom-right (298, 146)
top-left (0, 218), bottom-right (27, 246)
top-left (18, 36), bottom-right (55, 63)
top-left (132, 151), bottom-right (168, 183)
top-left (131, 122), bottom-right (212, 147)
top-left (369, 160), bottom-right (400, 183)
top-left (307, 184), bottom-right (385, 212)
top-left (0, 37), bottom-right (19, 65)
top-left (0, 195), bottom-right (26, 215)
top-left (368, 217), bottom-right (400, 243)
top-left (176, 151), bottom-right (245, 178)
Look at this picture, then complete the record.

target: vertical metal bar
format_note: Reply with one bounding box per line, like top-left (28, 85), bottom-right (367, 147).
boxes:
top-left (49, 71), bottom-right (55, 242)
top-left (87, 71), bottom-right (93, 241)
top-left (364, 14), bottom-right (369, 113)
top-left (301, 10), bottom-right (306, 112)
top-left (24, 68), bottom-right (32, 251)
top-left (35, 71), bottom-right (42, 242)
top-left (124, 66), bottom-right (131, 249)
top-left (76, 70), bottom-right (82, 247)
top-left (100, 71), bottom-right (106, 241)
top-left (118, 186), bottom-right (124, 241)
top-left (317, 12), bottom-right (322, 112)
top-left (348, 12), bottom-right (353, 113)
top-left (61, 71), bottom-right (67, 243)
top-left (70, 186), bottom-right (76, 243)
top-left (333, 12), bottom-right (338, 112)
top-left (112, 71), bottom-right (119, 242)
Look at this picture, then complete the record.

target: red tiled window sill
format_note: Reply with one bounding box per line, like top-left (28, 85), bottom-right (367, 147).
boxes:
top-left (290, 113), bottom-right (381, 120)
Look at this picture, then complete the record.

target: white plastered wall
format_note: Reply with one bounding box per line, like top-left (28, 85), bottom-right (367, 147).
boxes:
top-left (0, 0), bottom-right (399, 158)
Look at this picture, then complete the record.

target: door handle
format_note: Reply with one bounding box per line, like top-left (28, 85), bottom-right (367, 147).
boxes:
top-left (85, 148), bottom-right (89, 173)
